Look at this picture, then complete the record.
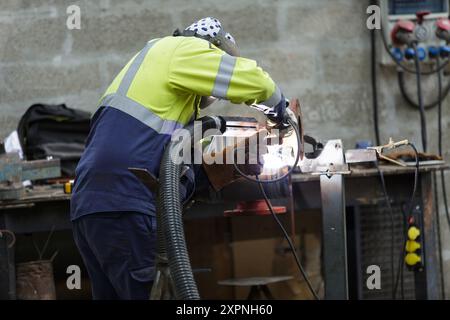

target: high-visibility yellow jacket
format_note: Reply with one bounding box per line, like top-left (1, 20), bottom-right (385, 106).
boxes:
top-left (100, 35), bottom-right (282, 133)
top-left (71, 36), bottom-right (282, 220)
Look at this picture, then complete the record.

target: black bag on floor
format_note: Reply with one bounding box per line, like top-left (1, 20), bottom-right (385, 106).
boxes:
top-left (17, 103), bottom-right (91, 177)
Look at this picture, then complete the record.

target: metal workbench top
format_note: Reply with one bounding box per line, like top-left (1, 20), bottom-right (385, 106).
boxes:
top-left (0, 163), bottom-right (448, 209)
top-left (291, 163), bottom-right (450, 182)
top-left (0, 185), bottom-right (69, 209)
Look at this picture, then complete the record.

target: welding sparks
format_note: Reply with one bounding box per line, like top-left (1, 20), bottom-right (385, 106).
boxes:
top-left (262, 144), bottom-right (296, 174)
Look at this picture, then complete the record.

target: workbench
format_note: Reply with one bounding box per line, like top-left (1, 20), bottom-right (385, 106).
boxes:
top-left (0, 164), bottom-right (448, 300)
top-left (291, 164), bottom-right (449, 300)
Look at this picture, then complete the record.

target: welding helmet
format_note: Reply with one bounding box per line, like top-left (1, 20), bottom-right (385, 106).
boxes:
top-left (173, 17), bottom-right (239, 57)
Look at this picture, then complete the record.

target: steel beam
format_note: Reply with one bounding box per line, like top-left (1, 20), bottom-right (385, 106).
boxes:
top-left (420, 172), bottom-right (442, 299)
top-left (320, 173), bottom-right (348, 299)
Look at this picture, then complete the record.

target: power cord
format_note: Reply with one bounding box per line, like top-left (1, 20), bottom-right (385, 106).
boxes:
top-left (375, 161), bottom-right (396, 299)
top-left (435, 58), bottom-right (450, 297)
top-left (436, 56), bottom-right (450, 230)
top-left (256, 175), bottom-right (320, 300)
top-left (393, 142), bottom-right (419, 299)
top-left (397, 69), bottom-right (450, 110)
top-left (371, 22), bottom-right (381, 146)
top-left (412, 43), bottom-right (428, 153)
top-left (375, 143), bottom-right (419, 299)
top-left (232, 117), bottom-right (319, 300)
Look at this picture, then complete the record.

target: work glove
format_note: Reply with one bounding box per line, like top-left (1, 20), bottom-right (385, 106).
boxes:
top-left (266, 94), bottom-right (288, 125)
top-left (267, 97), bottom-right (297, 138)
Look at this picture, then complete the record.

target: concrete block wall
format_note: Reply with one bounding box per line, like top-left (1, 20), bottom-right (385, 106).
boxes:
top-left (1, 0), bottom-right (450, 297)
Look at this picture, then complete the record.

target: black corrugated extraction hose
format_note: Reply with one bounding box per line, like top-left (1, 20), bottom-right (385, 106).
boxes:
top-left (158, 116), bottom-right (225, 300)
top-left (159, 148), bottom-right (193, 299)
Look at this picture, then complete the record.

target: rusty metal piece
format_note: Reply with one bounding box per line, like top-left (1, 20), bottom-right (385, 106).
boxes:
top-left (224, 200), bottom-right (286, 217)
top-left (289, 98), bottom-right (304, 160)
top-left (16, 260), bottom-right (56, 300)
top-left (379, 154), bottom-right (407, 167)
top-left (203, 128), bottom-right (268, 191)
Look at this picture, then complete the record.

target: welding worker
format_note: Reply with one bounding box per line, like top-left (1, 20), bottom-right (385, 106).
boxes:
top-left (70, 17), bottom-right (292, 300)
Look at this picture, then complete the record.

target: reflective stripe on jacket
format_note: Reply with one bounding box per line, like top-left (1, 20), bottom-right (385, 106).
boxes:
top-left (99, 35), bottom-right (281, 133)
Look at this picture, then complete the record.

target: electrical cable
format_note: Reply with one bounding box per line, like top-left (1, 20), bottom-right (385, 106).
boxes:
top-left (375, 161), bottom-right (396, 299)
top-left (440, 170), bottom-right (450, 241)
top-left (437, 55), bottom-right (450, 223)
top-left (399, 203), bottom-right (409, 300)
top-left (396, 55), bottom-right (450, 298)
top-left (436, 55), bottom-right (450, 244)
top-left (438, 55), bottom-right (443, 155)
top-left (232, 115), bottom-right (319, 300)
top-left (434, 55), bottom-right (450, 299)
top-left (441, 174), bottom-right (450, 224)
top-left (397, 69), bottom-right (450, 110)
top-left (433, 170), bottom-right (447, 299)
top-left (378, 11), bottom-right (449, 75)
top-left (256, 175), bottom-right (320, 300)
top-left (371, 22), bottom-right (381, 146)
top-left (371, 0), bottom-right (446, 296)
top-left (412, 44), bottom-right (428, 152)
top-left (375, 143), bottom-right (419, 299)
top-left (393, 142), bottom-right (419, 299)
top-left (375, 0), bottom-right (450, 111)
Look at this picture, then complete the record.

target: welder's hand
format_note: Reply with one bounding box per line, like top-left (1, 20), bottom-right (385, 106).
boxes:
top-left (266, 95), bottom-right (288, 125)
top-left (281, 107), bottom-right (297, 136)
top-left (267, 107), bottom-right (297, 139)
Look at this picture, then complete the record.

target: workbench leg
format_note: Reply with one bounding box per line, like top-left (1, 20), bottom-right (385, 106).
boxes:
top-left (419, 173), bottom-right (443, 299)
top-left (320, 174), bottom-right (348, 300)
top-left (0, 214), bottom-right (16, 300)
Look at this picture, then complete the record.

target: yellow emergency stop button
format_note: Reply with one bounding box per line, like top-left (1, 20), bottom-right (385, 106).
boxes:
top-left (405, 240), bottom-right (421, 253)
top-left (405, 253), bottom-right (421, 266)
top-left (408, 226), bottom-right (420, 240)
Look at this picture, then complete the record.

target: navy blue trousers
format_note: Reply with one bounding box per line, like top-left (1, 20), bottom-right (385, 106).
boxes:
top-left (72, 165), bottom-right (208, 299)
top-left (72, 212), bottom-right (157, 300)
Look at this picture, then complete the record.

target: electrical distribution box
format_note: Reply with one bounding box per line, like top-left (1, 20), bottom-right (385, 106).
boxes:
top-left (380, 0), bottom-right (450, 65)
